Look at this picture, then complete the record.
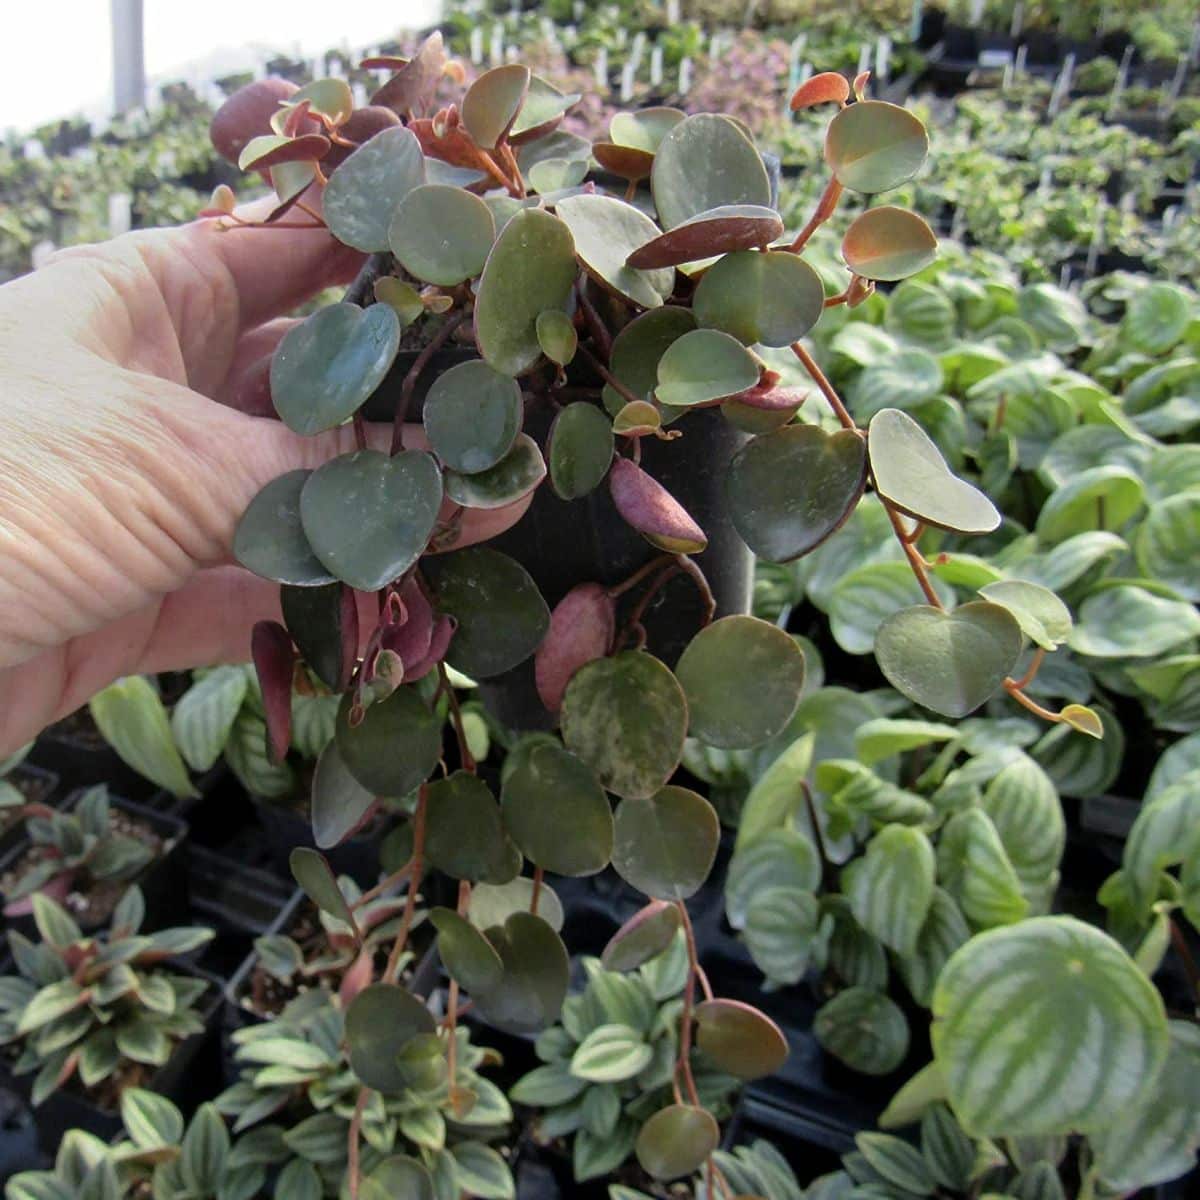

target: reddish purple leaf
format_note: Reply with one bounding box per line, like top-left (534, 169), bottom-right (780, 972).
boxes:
top-left (380, 579), bottom-right (434, 673)
top-left (404, 615), bottom-right (455, 682)
top-left (339, 948), bottom-right (375, 1007)
top-left (326, 105), bottom-right (402, 169)
top-left (211, 78), bottom-right (306, 164)
top-left (370, 32), bottom-right (448, 116)
top-left (790, 71), bottom-right (850, 111)
top-left (626, 205), bottom-right (785, 270)
top-left (535, 583), bottom-right (616, 712)
top-left (241, 133), bottom-right (331, 170)
top-left (251, 620), bottom-right (296, 763)
top-left (3, 869), bottom-right (72, 917)
top-left (337, 584), bottom-right (360, 692)
top-left (591, 142), bottom-right (655, 181)
top-left (727, 382), bottom-right (809, 412)
top-left (409, 117), bottom-right (485, 170)
top-left (609, 458), bottom-right (708, 554)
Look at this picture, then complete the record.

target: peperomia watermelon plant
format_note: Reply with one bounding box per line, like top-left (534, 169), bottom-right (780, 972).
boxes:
top-left (201, 35), bottom-right (1103, 1196)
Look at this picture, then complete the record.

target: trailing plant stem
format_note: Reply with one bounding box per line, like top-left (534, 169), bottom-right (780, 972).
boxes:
top-left (347, 1087), bottom-right (368, 1200)
top-left (440, 662), bottom-right (475, 772)
top-left (392, 313), bottom-right (467, 453)
top-left (385, 786), bottom-right (427, 983)
top-left (788, 176), bottom-right (844, 253)
top-left (576, 343), bottom-right (642, 409)
top-left (791, 342), bottom-right (858, 431)
top-left (882, 500), bottom-right (945, 609)
top-left (351, 862), bottom-right (414, 911)
top-left (674, 899), bottom-right (702, 1109)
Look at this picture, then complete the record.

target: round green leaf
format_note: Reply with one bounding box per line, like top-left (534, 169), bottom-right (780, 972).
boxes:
top-left (675, 616), bottom-right (805, 749)
top-left (610, 107), bottom-right (686, 153)
top-left (868, 408), bottom-right (999, 534)
top-left (367, 1156), bottom-right (435, 1200)
top-left (931, 917), bottom-right (1169, 1137)
top-left (474, 911), bottom-right (569, 1034)
top-left (601, 902), bottom-right (682, 972)
top-left (727, 424), bottom-right (867, 562)
top-left (475, 208), bottom-right (578, 376)
top-left (978, 580), bottom-right (1073, 651)
top-left (422, 547), bottom-right (550, 679)
top-left (469, 877), bottom-right (564, 934)
top-left (444, 433), bottom-right (545, 509)
top-left (843, 825), bottom-right (936, 958)
top-left (651, 113), bottom-right (770, 231)
top-left (1035, 466), bottom-right (1145, 546)
top-left (843, 206), bottom-right (938, 282)
top-left (694, 999), bottom-right (788, 1080)
top-left (289, 847), bottom-right (354, 929)
top-left (561, 652), bottom-right (687, 799)
top-left (875, 602), bottom-right (1024, 718)
top-left (510, 73), bottom-right (578, 140)
top-left (1136, 493), bottom-right (1200, 600)
top-left (1068, 585), bottom-right (1200, 659)
top-left (1124, 282), bottom-right (1191, 356)
top-left (655, 329), bottom-right (759, 409)
top-left (461, 64), bottom-right (530, 149)
top-left (234, 471), bottom-right (335, 586)
top-left (423, 359), bottom-right (522, 475)
top-left (815, 987), bottom-right (909, 1075)
top-left (389, 184), bottom-right (495, 285)
top-left (300, 449), bottom-right (441, 591)
top-left (501, 741), bottom-right (613, 876)
top-left (425, 771), bottom-right (520, 884)
top-left (271, 303), bottom-right (401, 436)
top-left (535, 309), bottom-right (578, 366)
top-left (311, 738), bottom-right (376, 849)
top-left (693, 250), bottom-right (824, 348)
top-left (346, 983), bottom-right (436, 1093)
top-left (554, 194), bottom-right (673, 309)
top-left (627, 205), bottom-right (784, 270)
top-left (548, 402), bottom-right (615, 500)
top-left (335, 686), bottom-right (441, 796)
top-left (825, 101), bottom-right (929, 193)
top-left (612, 786), bottom-right (719, 901)
top-left (636, 1105), bottom-right (720, 1180)
top-left (430, 907), bottom-right (504, 995)
top-left (324, 127), bottom-right (426, 251)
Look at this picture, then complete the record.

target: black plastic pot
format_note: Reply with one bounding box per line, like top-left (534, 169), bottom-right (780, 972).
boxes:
top-left (0, 765), bottom-right (61, 861)
top-left (29, 715), bottom-right (155, 802)
top-left (0, 792), bottom-right (189, 942)
top-left (0, 960), bottom-right (223, 1156)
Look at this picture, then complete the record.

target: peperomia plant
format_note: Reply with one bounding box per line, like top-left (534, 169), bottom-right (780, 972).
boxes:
top-left (0, 888), bottom-right (213, 1107)
top-left (509, 935), bottom-right (742, 1183)
top-left (201, 35), bottom-right (1101, 1196)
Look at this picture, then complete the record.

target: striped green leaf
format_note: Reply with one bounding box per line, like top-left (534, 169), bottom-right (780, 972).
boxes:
top-left (843, 825), bottom-right (935, 957)
top-left (854, 1133), bottom-right (935, 1196)
top-left (818, 760), bottom-right (934, 834)
top-left (937, 809), bottom-right (1028, 929)
top-left (1122, 782), bottom-right (1200, 915)
top-left (931, 917), bottom-right (1169, 1137)
top-left (570, 1024), bottom-right (652, 1083)
top-left (1091, 1020), bottom-right (1200, 1193)
top-left (171, 666), bottom-right (248, 772)
top-left (825, 896), bottom-right (889, 991)
top-left (815, 987), bottom-right (909, 1076)
top-left (981, 755), bottom-right (1064, 896)
top-left (898, 887), bottom-right (971, 1007)
top-left (744, 886), bottom-right (825, 986)
top-left (735, 733), bottom-right (814, 850)
top-left (920, 1103), bottom-right (975, 1192)
top-left (855, 718), bottom-right (958, 766)
top-left (725, 829), bottom-right (821, 930)
top-left (224, 710), bottom-right (295, 799)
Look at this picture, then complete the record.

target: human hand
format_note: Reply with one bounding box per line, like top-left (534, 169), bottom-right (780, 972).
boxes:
top-left (0, 207), bottom-right (530, 753)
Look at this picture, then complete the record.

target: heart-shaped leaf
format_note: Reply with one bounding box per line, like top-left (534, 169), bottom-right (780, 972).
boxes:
top-left (345, 983), bottom-right (437, 1093)
top-left (693, 250), bottom-right (825, 347)
top-left (977, 580), bottom-right (1073, 651)
top-left (311, 739), bottom-right (377, 849)
top-left (609, 458), bottom-right (707, 553)
top-left (300, 450), bottom-right (442, 591)
top-left (474, 912), bottom-right (569, 1034)
top-left (555, 194), bottom-right (674, 309)
top-left (627, 205), bottom-right (784, 270)
top-left (281, 582), bottom-right (357, 691)
top-left (461, 64), bottom-right (531, 149)
top-left (323, 126), bottom-right (426, 251)
top-left (234, 471), bottom-right (336, 586)
top-left (289, 846), bottom-right (355, 929)
top-left (536, 309), bottom-right (578, 366)
top-left (612, 786), bottom-right (719, 901)
top-left (674, 616), bottom-right (805, 749)
top-left (423, 547), bottom-right (550, 679)
top-left (475, 208), bottom-right (577, 376)
top-left (603, 306), bottom-right (696, 416)
top-left (561, 652), bottom-right (688, 799)
top-left (389, 184), bottom-right (496, 285)
top-left (727, 424), bottom-right (868, 562)
top-left (843, 825), bottom-right (936, 957)
top-left (651, 114), bottom-right (771, 231)
top-left (335, 686), bottom-right (442, 796)
top-left (425, 771), bottom-right (520, 884)
top-left (874, 602), bottom-right (1023, 718)
top-left (423, 359), bottom-right (522, 474)
top-left (501, 741), bottom-right (613, 876)
top-left (548, 403), bottom-right (615, 500)
top-left (271, 303), bottom-right (401, 436)
top-left (430, 907), bottom-right (504, 995)
top-left (444, 434), bottom-right (546, 509)
top-left (931, 917), bottom-right (1168, 1136)
top-left (843, 207), bottom-right (938, 281)
top-left (869, 408), bottom-right (1000, 534)
top-left (636, 1105), bottom-right (719, 1180)
top-left (656, 329), bottom-right (759, 409)
top-left (825, 100), bottom-right (928, 193)
top-left (694, 999), bottom-right (789, 1080)
top-left (601, 901), bottom-right (682, 972)
top-left (535, 583), bottom-right (616, 712)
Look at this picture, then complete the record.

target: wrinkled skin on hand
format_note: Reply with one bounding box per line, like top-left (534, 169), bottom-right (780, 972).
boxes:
top-left (0, 202), bottom-right (529, 752)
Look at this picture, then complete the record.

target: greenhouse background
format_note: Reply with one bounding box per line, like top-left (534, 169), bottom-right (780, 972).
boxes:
top-left (0, 1), bottom-right (1198, 1198)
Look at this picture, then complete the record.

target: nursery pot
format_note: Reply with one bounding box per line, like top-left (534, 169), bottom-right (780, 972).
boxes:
top-left (0, 792), bottom-right (189, 942)
top-left (249, 792), bottom-right (389, 886)
top-left (0, 959), bottom-right (223, 1156)
top-left (0, 764), bottom-right (61, 859)
top-left (29, 711), bottom-right (156, 802)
